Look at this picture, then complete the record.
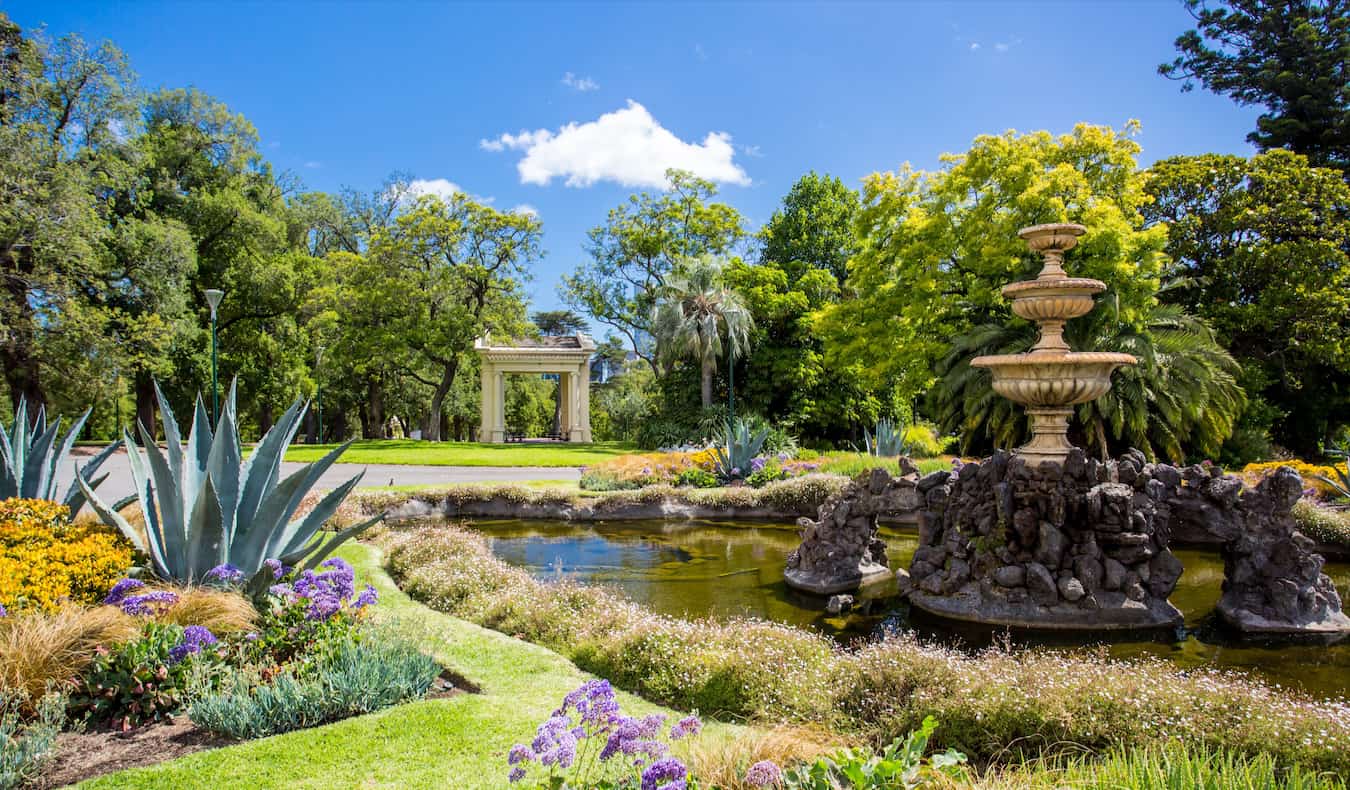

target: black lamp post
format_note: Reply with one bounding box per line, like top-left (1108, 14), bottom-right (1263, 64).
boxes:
top-left (204, 289), bottom-right (224, 423)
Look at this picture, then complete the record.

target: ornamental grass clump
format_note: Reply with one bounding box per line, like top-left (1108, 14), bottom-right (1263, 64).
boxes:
top-left (379, 522), bottom-right (1350, 775)
top-left (0, 605), bottom-right (139, 705)
top-left (506, 678), bottom-right (702, 789)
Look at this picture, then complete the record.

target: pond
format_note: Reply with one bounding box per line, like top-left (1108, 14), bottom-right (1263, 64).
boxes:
top-left (469, 518), bottom-right (1350, 700)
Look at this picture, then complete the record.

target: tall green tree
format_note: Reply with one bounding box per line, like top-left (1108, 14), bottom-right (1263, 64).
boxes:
top-left (564, 169), bottom-right (744, 371)
top-left (828, 123), bottom-right (1243, 460)
top-left (1145, 149), bottom-right (1350, 456)
top-left (758, 171), bottom-right (861, 288)
top-left (1160, 0), bottom-right (1350, 172)
top-left (652, 256), bottom-right (753, 409)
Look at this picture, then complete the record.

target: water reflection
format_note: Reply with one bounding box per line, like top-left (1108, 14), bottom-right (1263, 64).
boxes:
top-left (469, 518), bottom-right (1350, 699)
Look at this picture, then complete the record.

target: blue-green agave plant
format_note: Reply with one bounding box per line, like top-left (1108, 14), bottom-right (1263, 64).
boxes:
top-left (712, 418), bottom-right (769, 481)
top-left (0, 397), bottom-right (122, 513)
top-left (865, 418), bottom-right (913, 458)
top-left (77, 382), bottom-right (382, 592)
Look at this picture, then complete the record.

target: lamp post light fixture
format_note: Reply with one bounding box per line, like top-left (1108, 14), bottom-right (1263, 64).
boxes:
top-left (204, 289), bottom-right (225, 423)
top-left (315, 345), bottom-right (327, 445)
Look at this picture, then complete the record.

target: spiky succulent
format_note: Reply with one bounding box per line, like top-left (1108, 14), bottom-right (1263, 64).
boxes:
top-left (865, 418), bottom-right (913, 458)
top-left (0, 397), bottom-right (122, 513)
top-left (78, 382), bottom-right (381, 593)
top-left (712, 418), bottom-right (769, 481)
top-left (1315, 444), bottom-right (1350, 500)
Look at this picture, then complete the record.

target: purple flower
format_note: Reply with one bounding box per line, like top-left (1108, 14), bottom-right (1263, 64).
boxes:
top-left (204, 563), bottom-right (244, 585)
top-left (777, 452), bottom-right (789, 462)
top-left (264, 558), bottom-right (286, 580)
top-left (244, 632), bottom-right (259, 641)
top-left (167, 625), bottom-right (218, 664)
top-left (731, 467), bottom-right (741, 477)
top-left (507, 744), bottom-right (533, 765)
top-left (120, 590), bottom-right (178, 616)
top-left (0, 603), bottom-right (6, 617)
top-left (508, 766), bottom-right (526, 783)
top-left (352, 584), bottom-right (378, 609)
top-left (669, 715), bottom-right (702, 740)
top-left (641, 757), bottom-right (688, 790)
top-left (555, 679), bottom-right (620, 728)
top-left (750, 457), bottom-right (767, 474)
top-left (638, 713), bottom-right (666, 739)
top-left (745, 760), bottom-right (783, 787)
top-left (305, 591), bottom-right (343, 621)
top-left (103, 577), bottom-right (145, 605)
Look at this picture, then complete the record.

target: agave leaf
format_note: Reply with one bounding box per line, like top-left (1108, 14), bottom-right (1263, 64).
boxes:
top-left (63, 469), bottom-right (109, 514)
top-left (268, 470), bottom-right (364, 560)
top-left (21, 417), bottom-right (62, 500)
top-left (236, 397), bottom-right (306, 535)
top-left (74, 470), bottom-right (156, 572)
top-left (0, 422), bottom-right (16, 499)
top-left (186, 474), bottom-right (226, 580)
top-left (242, 440), bottom-right (354, 563)
top-left (10, 399), bottom-right (27, 478)
top-left (293, 512), bottom-right (385, 571)
top-left (181, 396), bottom-right (213, 519)
top-left (152, 382), bottom-right (185, 500)
top-left (124, 428), bottom-right (173, 577)
top-left (207, 392), bottom-right (243, 546)
top-left (134, 422), bottom-right (184, 575)
top-left (49, 408), bottom-right (91, 500)
top-left (242, 567), bottom-right (277, 602)
top-left (60, 429), bottom-right (121, 510)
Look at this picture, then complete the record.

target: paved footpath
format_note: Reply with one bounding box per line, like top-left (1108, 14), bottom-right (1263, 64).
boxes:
top-left (58, 447), bottom-right (580, 504)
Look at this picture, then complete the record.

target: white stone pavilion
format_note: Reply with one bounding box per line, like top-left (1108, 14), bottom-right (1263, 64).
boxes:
top-left (474, 332), bottom-right (594, 443)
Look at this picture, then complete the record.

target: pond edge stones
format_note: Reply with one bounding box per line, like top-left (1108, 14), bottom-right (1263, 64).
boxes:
top-left (785, 465), bottom-right (920, 595)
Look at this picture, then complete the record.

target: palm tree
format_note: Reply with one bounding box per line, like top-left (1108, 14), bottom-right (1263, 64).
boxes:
top-left (932, 305), bottom-right (1245, 463)
top-left (652, 256), bottom-right (754, 409)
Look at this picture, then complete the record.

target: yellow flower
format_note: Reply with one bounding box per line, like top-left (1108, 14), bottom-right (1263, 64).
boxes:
top-left (0, 498), bottom-right (135, 613)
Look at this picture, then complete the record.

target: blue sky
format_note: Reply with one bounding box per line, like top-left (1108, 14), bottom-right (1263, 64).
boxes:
top-left (7, 1), bottom-right (1259, 316)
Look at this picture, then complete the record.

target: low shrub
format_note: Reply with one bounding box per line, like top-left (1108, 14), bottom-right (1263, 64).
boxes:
top-left (0, 605), bottom-right (139, 705)
top-left (1291, 501), bottom-right (1350, 550)
top-left (781, 716), bottom-right (968, 789)
top-left (0, 499), bottom-right (134, 613)
top-left (189, 632), bottom-right (440, 739)
top-left (1004, 742), bottom-right (1348, 789)
top-left (379, 523), bottom-right (1350, 775)
top-left (0, 688), bottom-right (66, 790)
top-left (67, 621), bottom-right (225, 729)
top-left (1241, 460), bottom-right (1344, 500)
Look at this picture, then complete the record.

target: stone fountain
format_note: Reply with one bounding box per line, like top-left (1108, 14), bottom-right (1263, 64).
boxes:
top-left (788, 222), bottom-right (1349, 636)
top-left (970, 223), bottom-right (1136, 465)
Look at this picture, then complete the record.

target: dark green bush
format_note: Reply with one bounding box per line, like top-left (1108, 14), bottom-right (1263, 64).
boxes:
top-left (189, 633), bottom-right (440, 739)
top-left (674, 467), bottom-right (719, 488)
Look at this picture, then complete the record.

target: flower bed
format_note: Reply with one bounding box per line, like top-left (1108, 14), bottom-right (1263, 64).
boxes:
top-left (379, 522), bottom-right (1350, 776)
top-left (1242, 460), bottom-right (1345, 500)
top-left (0, 499), bottom-right (134, 614)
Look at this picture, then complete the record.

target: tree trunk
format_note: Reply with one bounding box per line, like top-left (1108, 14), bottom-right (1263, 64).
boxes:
top-left (700, 359), bottom-right (714, 408)
top-left (304, 410), bottom-right (318, 444)
top-left (258, 405), bottom-right (274, 437)
top-left (551, 375), bottom-right (563, 435)
top-left (134, 373), bottom-right (157, 439)
top-left (362, 378), bottom-right (385, 439)
top-left (426, 360), bottom-right (460, 442)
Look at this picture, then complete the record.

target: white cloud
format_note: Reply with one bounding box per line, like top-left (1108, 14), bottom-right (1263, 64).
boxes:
top-left (479, 100), bottom-right (750, 189)
top-left (740, 144), bottom-right (763, 158)
top-left (969, 42), bottom-right (981, 51)
top-left (511, 203), bottom-right (539, 217)
top-left (406, 178), bottom-right (461, 201)
top-left (561, 72), bottom-right (599, 92)
top-left (994, 38), bottom-right (1022, 53)
top-left (304, 160), bottom-right (322, 169)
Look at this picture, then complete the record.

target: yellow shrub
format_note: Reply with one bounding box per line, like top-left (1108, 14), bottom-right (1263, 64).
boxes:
top-left (0, 498), bottom-right (135, 613)
top-left (1240, 460), bottom-right (1343, 499)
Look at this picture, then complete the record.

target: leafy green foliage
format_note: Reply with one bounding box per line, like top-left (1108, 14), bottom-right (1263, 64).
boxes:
top-left (0, 397), bottom-right (121, 512)
top-left (1145, 150), bottom-right (1350, 456)
top-left (1160, 0), bottom-right (1349, 171)
top-left (189, 632), bottom-right (440, 739)
top-left (0, 687), bottom-right (65, 790)
top-left (563, 169), bottom-right (745, 371)
top-left (652, 256), bottom-right (754, 408)
top-left (783, 717), bottom-right (968, 789)
top-left (78, 383), bottom-right (381, 586)
top-left (759, 171), bottom-right (860, 288)
top-left (68, 623), bottom-right (219, 729)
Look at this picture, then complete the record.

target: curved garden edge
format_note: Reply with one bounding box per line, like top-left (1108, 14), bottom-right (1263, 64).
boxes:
top-left (72, 541), bottom-right (753, 790)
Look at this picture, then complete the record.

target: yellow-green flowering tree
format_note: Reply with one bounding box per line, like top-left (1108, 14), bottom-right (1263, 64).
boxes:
top-left (823, 122), bottom-right (1242, 461)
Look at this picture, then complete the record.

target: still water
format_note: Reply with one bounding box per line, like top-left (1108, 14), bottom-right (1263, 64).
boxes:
top-left (470, 518), bottom-right (1350, 699)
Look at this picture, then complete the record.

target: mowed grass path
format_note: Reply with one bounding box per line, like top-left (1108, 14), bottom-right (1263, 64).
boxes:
top-left (284, 439), bottom-right (635, 467)
top-left (80, 540), bottom-right (743, 789)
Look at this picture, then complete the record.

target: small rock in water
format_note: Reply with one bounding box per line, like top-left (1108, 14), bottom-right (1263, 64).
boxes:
top-left (826, 594), bottom-right (854, 614)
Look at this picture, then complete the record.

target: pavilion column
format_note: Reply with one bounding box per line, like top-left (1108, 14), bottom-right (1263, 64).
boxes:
top-left (558, 372), bottom-right (571, 437)
top-left (492, 371), bottom-right (506, 442)
top-left (573, 361), bottom-right (592, 442)
top-left (479, 362), bottom-right (494, 442)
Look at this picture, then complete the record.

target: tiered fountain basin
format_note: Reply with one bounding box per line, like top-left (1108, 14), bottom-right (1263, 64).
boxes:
top-left (970, 351), bottom-right (1139, 407)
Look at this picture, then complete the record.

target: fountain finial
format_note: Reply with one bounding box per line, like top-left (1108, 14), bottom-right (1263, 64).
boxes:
top-left (971, 223), bottom-right (1137, 465)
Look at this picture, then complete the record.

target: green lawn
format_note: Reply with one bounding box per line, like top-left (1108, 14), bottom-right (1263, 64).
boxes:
top-left (284, 439), bottom-right (635, 467)
top-left (79, 540), bottom-right (745, 789)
